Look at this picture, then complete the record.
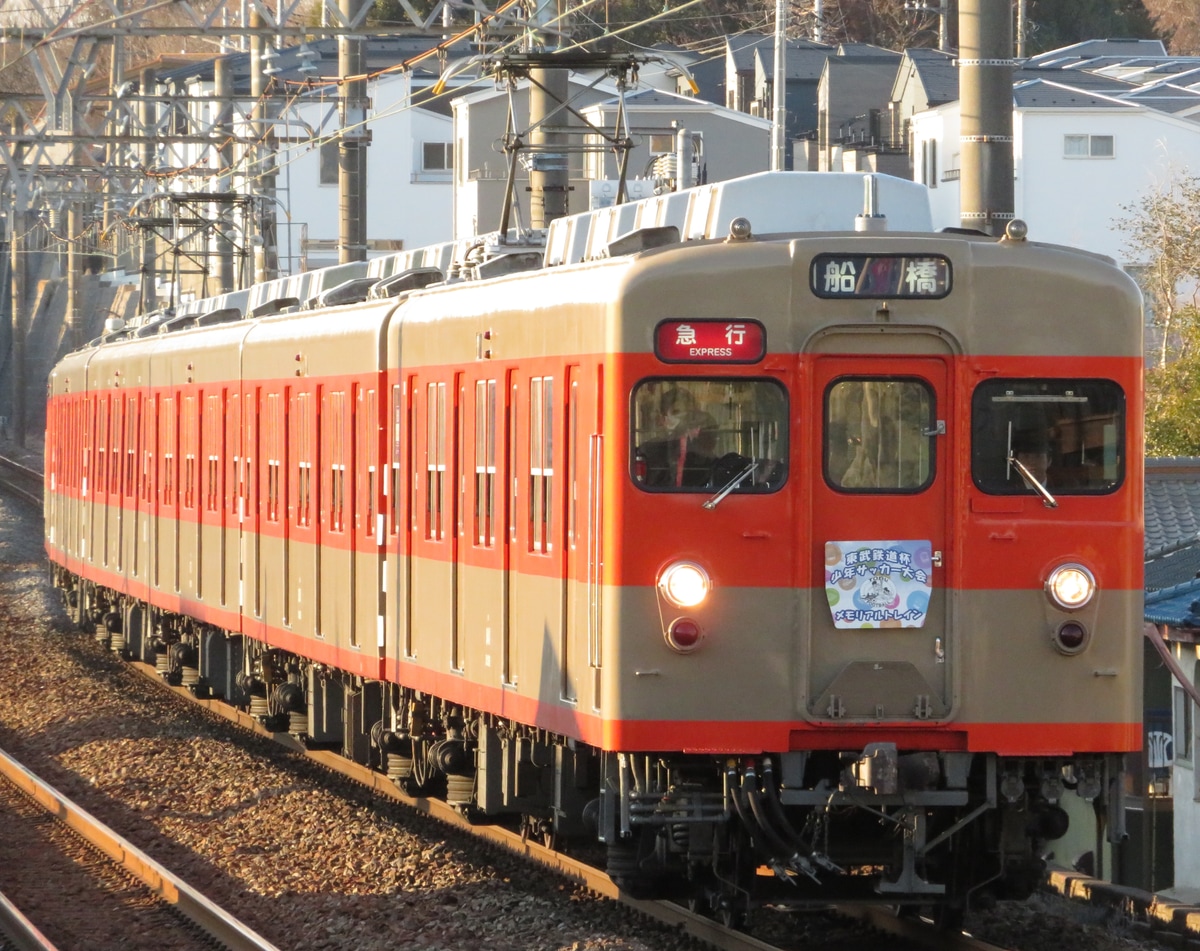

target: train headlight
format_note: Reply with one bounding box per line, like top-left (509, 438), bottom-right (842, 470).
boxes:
top-left (658, 561), bottom-right (710, 608)
top-left (1046, 563), bottom-right (1096, 611)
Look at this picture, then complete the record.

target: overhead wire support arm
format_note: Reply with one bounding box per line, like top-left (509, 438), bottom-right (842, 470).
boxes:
top-left (489, 50), bottom-right (642, 236)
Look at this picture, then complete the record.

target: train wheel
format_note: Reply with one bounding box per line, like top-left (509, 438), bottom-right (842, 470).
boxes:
top-left (716, 897), bottom-right (748, 930)
top-left (606, 841), bottom-right (662, 899)
top-left (932, 901), bottom-right (966, 931)
top-left (520, 814), bottom-right (557, 850)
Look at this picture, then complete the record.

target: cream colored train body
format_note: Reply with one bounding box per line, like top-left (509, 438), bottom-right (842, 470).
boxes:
top-left (45, 172), bottom-right (1144, 923)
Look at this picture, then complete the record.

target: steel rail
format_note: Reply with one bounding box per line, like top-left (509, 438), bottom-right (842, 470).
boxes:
top-left (0, 455), bottom-right (42, 507)
top-left (0, 746), bottom-right (283, 951)
top-left (132, 662), bottom-right (791, 951)
top-left (0, 890), bottom-right (59, 951)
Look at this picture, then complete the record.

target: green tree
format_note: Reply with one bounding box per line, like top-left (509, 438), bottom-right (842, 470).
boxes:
top-left (1118, 171), bottom-right (1200, 455)
top-left (1145, 321), bottom-right (1200, 456)
top-left (1024, 0), bottom-right (1159, 55)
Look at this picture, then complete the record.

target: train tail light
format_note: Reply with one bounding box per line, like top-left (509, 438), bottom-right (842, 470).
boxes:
top-left (1053, 621), bottom-right (1089, 654)
top-left (1045, 563), bottom-right (1096, 610)
top-left (665, 618), bottom-right (703, 653)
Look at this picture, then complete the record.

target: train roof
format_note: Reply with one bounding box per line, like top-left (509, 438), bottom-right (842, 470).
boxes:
top-left (145, 171), bottom-right (935, 342)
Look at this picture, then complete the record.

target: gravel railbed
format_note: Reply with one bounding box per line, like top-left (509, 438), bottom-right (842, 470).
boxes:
top-left (0, 477), bottom-right (1178, 951)
top-left (0, 495), bottom-right (692, 951)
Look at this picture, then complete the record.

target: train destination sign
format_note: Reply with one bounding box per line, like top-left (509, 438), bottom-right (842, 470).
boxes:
top-left (655, 319), bottom-right (766, 363)
top-left (811, 253), bottom-right (951, 300)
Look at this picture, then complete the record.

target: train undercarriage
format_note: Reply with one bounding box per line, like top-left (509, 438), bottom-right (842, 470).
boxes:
top-left (57, 570), bottom-right (1127, 927)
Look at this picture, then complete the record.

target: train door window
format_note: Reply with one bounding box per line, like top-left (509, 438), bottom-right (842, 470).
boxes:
top-left (126, 396), bottom-right (139, 499)
top-left (183, 395), bottom-right (197, 511)
top-left (96, 396), bottom-right (109, 499)
top-left (295, 392), bottom-right (313, 528)
top-left (568, 376), bottom-right (579, 549)
top-left (426, 381), bottom-right (446, 541)
top-left (631, 379), bottom-right (788, 493)
top-left (825, 378), bottom-right (934, 492)
top-left (266, 392), bottom-right (283, 523)
top-left (360, 387), bottom-right (377, 538)
top-left (82, 399), bottom-right (92, 497)
top-left (162, 396), bottom-right (176, 507)
top-left (390, 384), bottom-right (403, 537)
top-left (508, 378), bottom-right (519, 546)
top-left (530, 376), bottom-right (553, 553)
top-left (327, 391), bottom-right (347, 533)
top-left (111, 396), bottom-right (123, 497)
top-left (228, 393), bottom-right (240, 524)
top-left (142, 395), bottom-right (155, 505)
top-left (475, 379), bottom-right (497, 547)
top-left (971, 380), bottom-right (1124, 495)
top-left (205, 393), bottom-right (222, 513)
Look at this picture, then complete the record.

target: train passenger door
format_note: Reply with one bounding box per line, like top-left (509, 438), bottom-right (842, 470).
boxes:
top-left (461, 376), bottom-right (506, 685)
top-left (319, 388), bottom-right (352, 644)
top-left (563, 365), bottom-right (596, 706)
top-left (806, 347), bottom-right (953, 723)
top-left (409, 377), bottom-right (455, 669)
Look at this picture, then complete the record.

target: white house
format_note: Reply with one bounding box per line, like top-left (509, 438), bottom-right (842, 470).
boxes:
top-left (911, 73), bottom-right (1200, 266)
top-left (275, 72), bottom-right (459, 270)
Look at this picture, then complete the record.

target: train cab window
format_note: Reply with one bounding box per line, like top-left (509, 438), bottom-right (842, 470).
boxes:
top-left (631, 379), bottom-right (787, 492)
top-left (825, 378), bottom-right (935, 492)
top-left (972, 379), bottom-right (1124, 495)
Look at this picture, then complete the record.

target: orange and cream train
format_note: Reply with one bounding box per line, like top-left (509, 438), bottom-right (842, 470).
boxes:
top-left (44, 172), bottom-right (1143, 924)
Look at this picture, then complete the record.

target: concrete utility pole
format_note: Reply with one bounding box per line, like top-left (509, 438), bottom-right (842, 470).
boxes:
top-left (214, 55), bottom-right (237, 293)
top-left (958, 0), bottom-right (1014, 235)
top-left (8, 146), bottom-right (28, 449)
top-left (771, 0), bottom-right (787, 171)
top-left (339, 0), bottom-right (370, 263)
top-left (67, 203), bottom-right (84, 351)
top-left (527, 0), bottom-right (570, 229)
top-left (139, 67), bottom-right (158, 311)
top-left (250, 9), bottom-right (280, 281)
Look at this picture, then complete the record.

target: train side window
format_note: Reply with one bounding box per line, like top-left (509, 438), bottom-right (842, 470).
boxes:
top-left (295, 391), bottom-right (313, 528)
top-left (631, 378), bottom-right (788, 493)
top-left (971, 379), bottom-right (1124, 495)
top-left (363, 387), bottom-right (377, 536)
top-left (390, 384), bottom-right (403, 537)
top-left (475, 379), bottom-right (497, 547)
top-left (183, 395), bottom-right (197, 511)
top-left (426, 381), bottom-right (447, 541)
top-left (127, 396), bottom-right (139, 499)
top-left (266, 392), bottom-right (283, 523)
top-left (530, 376), bottom-right (554, 553)
top-left (205, 393), bottom-right (222, 513)
top-left (162, 396), bottom-right (176, 507)
top-left (825, 378), bottom-right (934, 492)
top-left (327, 390), bottom-right (347, 533)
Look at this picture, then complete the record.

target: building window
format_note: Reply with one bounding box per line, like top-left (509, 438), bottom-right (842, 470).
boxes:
top-left (1064, 134), bottom-right (1114, 158)
top-left (422, 142), bottom-right (453, 171)
top-left (1174, 682), bottom-right (1193, 768)
top-left (319, 139), bottom-right (338, 185)
top-left (922, 139), bottom-right (938, 189)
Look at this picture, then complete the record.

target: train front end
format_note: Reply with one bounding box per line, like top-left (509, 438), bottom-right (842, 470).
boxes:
top-left (597, 221), bottom-right (1143, 920)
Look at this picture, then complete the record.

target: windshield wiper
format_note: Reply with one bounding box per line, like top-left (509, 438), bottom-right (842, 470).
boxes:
top-left (703, 461), bottom-right (758, 510)
top-left (1008, 454), bottom-right (1057, 509)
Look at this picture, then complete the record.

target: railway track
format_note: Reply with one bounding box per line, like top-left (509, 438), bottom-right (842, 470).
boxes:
top-left (0, 456), bottom-right (41, 508)
top-left (0, 455), bottom-right (1134, 951)
top-left (0, 744), bottom-right (279, 951)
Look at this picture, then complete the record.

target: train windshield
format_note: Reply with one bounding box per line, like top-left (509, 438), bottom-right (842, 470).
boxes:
top-left (972, 379), bottom-right (1125, 495)
top-left (631, 379), bottom-right (788, 492)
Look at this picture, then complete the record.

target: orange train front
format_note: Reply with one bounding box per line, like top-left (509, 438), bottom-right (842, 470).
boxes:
top-left (44, 172), bottom-right (1144, 925)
